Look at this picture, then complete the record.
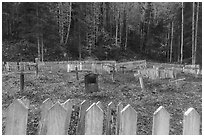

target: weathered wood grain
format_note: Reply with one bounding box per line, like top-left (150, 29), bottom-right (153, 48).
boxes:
top-left (46, 102), bottom-right (67, 135)
top-left (183, 108), bottom-right (200, 135)
top-left (152, 106), bottom-right (170, 135)
top-left (119, 104), bottom-right (137, 135)
top-left (39, 98), bottom-right (53, 135)
top-left (76, 100), bottom-right (91, 135)
top-left (85, 103), bottom-right (104, 135)
top-left (105, 102), bottom-right (115, 135)
top-left (5, 99), bottom-right (28, 135)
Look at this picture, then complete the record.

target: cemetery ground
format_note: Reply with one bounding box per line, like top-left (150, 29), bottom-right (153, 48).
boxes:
top-left (2, 63), bottom-right (202, 135)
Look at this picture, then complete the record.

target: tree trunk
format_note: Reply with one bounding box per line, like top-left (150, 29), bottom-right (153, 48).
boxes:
top-left (170, 21), bottom-right (174, 63)
top-left (36, 3), bottom-right (40, 60)
top-left (192, 2), bottom-right (195, 65)
top-left (119, 12), bottom-right (122, 47)
top-left (93, 3), bottom-right (96, 48)
top-left (124, 7), bottom-right (128, 51)
top-left (180, 2), bottom-right (184, 63)
top-left (79, 30), bottom-right (81, 61)
top-left (115, 7), bottom-right (118, 48)
top-left (177, 35), bottom-right (180, 62)
top-left (78, 4), bottom-right (82, 61)
top-left (37, 36), bottom-right (40, 60)
top-left (140, 22), bottom-right (144, 52)
top-left (194, 2), bottom-right (199, 65)
top-left (125, 21), bottom-right (128, 50)
top-left (166, 29), bottom-right (169, 62)
top-left (41, 36), bottom-right (44, 62)
top-left (59, 3), bottom-right (64, 45)
top-left (64, 2), bottom-right (72, 46)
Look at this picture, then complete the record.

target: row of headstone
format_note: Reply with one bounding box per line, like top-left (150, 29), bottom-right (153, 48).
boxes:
top-left (136, 67), bottom-right (176, 80)
top-left (67, 62), bottom-right (115, 74)
top-left (151, 63), bottom-right (201, 75)
top-left (182, 66), bottom-right (201, 75)
top-left (67, 60), bottom-right (147, 74)
top-left (2, 61), bottom-right (37, 72)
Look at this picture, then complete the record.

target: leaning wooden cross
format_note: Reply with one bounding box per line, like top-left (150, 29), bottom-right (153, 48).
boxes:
top-left (134, 71), bottom-right (145, 91)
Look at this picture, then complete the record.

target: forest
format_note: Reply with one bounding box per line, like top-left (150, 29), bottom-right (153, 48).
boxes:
top-left (2, 2), bottom-right (202, 66)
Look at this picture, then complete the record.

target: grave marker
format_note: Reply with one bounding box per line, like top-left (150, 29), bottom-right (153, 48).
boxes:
top-left (39, 98), bottom-right (53, 135)
top-left (85, 103), bottom-right (103, 135)
top-left (5, 99), bottom-right (28, 135)
top-left (46, 102), bottom-right (67, 135)
top-left (76, 100), bottom-right (91, 135)
top-left (84, 73), bottom-right (99, 93)
top-left (119, 104), bottom-right (137, 135)
top-left (183, 108), bottom-right (200, 135)
top-left (152, 106), bottom-right (170, 135)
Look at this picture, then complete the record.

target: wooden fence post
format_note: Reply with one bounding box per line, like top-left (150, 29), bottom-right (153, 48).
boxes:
top-left (106, 102), bottom-right (115, 135)
top-left (139, 76), bottom-right (145, 91)
top-left (20, 71), bottom-right (24, 92)
top-left (76, 100), bottom-right (91, 135)
top-left (5, 99), bottom-right (28, 135)
top-left (119, 104), bottom-right (137, 135)
top-left (35, 58), bottom-right (39, 76)
top-left (75, 66), bottom-right (79, 80)
top-left (46, 102), bottom-right (67, 135)
top-left (85, 103), bottom-right (104, 135)
top-left (61, 99), bottom-right (74, 133)
top-left (152, 106), bottom-right (170, 135)
top-left (183, 108), bottom-right (200, 135)
top-left (116, 102), bottom-right (123, 134)
top-left (39, 98), bottom-right (53, 135)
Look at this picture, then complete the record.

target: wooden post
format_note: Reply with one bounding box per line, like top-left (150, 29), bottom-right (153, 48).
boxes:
top-left (110, 65), bottom-right (116, 82)
top-left (116, 102), bottom-right (123, 135)
top-left (5, 99), bottom-right (28, 135)
top-left (61, 99), bottom-right (74, 133)
top-left (119, 104), bottom-right (137, 135)
top-left (17, 61), bottom-right (20, 71)
top-left (46, 102), bottom-right (67, 135)
top-left (106, 102), bottom-right (115, 135)
top-left (75, 66), bottom-right (79, 80)
top-left (183, 108), bottom-right (200, 135)
top-left (85, 103), bottom-right (103, 135)
top-left (120, 65), bottom-right (126, 74)
top-left (139, 76), bottom-right (145, 91)
top-left (76, 100), bottom-right (90, 135)
top-left (35, 58), bottom-right (39, 76)
top-left (152, 106), bottom-right (170, 135)
top-left (20, 71), bottom-right (24, 92)
top-left (39, 98), bottom-right (53, 135)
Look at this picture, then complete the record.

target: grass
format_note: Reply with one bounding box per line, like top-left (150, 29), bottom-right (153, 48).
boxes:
top-left (2, 63), bottom-right (202, 135)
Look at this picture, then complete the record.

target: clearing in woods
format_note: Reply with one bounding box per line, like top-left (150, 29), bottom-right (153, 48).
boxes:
top-left (2, 62), bottom-right (202, 135)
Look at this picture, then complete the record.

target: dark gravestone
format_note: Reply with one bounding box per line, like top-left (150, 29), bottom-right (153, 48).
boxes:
top-left (85, 73), bottom-right (99, 93)
top-left (17, 62), bottom-right (20, 71)
top-left (20, 72), bottom-right (24, 92)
